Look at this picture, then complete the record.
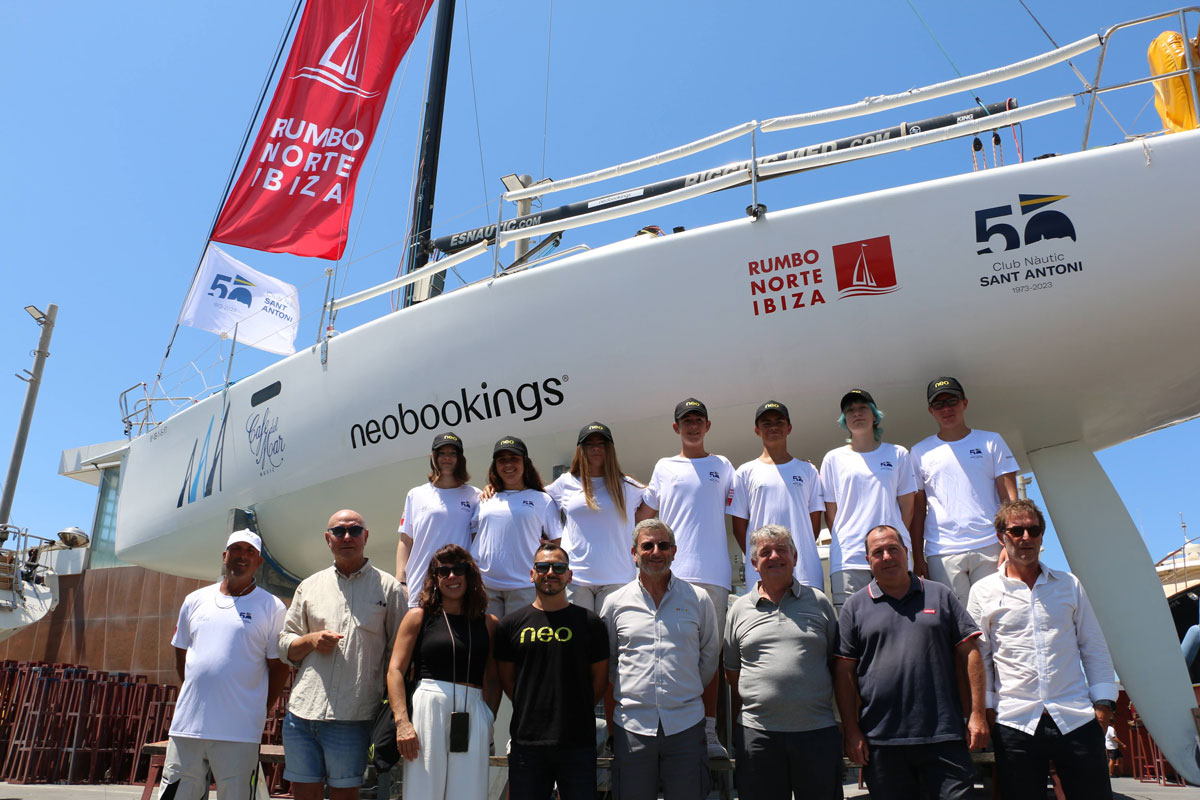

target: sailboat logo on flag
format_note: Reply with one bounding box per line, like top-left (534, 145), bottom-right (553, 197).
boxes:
top-left (180, 244), bottom-right (301, 356)
top-left (832, 235), bottom-right (901, 300)
top-left (295, 6), bottom-right (380, 99)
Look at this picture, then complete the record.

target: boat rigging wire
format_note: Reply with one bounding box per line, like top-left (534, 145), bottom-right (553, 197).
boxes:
top-left (151, 0), bottom-right (304, 398)
top-left (542, 0), bottom-right (554, 180)
top-left (901, 0), bottom-right (988, 115)
top-left (463, 0), bottom-right (492, 212)
top-left (1012, 0), bottom-right (1127, 139)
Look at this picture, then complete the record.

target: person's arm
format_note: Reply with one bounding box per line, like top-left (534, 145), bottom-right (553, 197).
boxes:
top-left (898, 491), bottom-right (916, 537)
top-left (396, 533), bottom-right (413, 585)
top-left (810, 511), bottom-right (823, 541)
top-left (731, 516), bottom-right (748, 557)
top-left (833, 658), bottom-right (868, 765)
top-left (634, 500), bottom-right (656, 523)
top-left (497, 659), bottom-right (515, 700)
top-left (824, 502), bottom-right (837, 535)
top-left (174, 647), bottom-right (187, 683)
top-left (591, 660), bottom-right (609, 704)
top-left (266, 658), bottom-right (290, 712)
top-left (996, 472), bottom-right (1018, 503)
top-left (387, 609), bottom-right (425, 761)
top-left (910, 490), bottom-right (928, 577)
top-left (725, 668), bottom-right (741, 723)
top-left (483, 615), bottom-right (502, 716)
top-left (955, 636), bottom-right (989, 750)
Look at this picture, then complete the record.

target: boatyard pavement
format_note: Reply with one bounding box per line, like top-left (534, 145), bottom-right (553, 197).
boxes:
top-left (0, 777), bottom-right (1195, 799)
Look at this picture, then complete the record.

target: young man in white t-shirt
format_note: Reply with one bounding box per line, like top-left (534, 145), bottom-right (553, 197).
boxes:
top-left (819, 389), bottom-right (917, 610)
top-left (636, 397), bottom-right (733, 757)
top-left (727, 401), bottom-right (825, 592)
top-left (911, 376), bottom-right (1019, 607)
top-left (162, 530), bottom-right (290, 800)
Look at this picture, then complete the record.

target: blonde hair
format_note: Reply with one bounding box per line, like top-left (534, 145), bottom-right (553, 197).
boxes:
top-left (569, 438), bottom-right (642, 515)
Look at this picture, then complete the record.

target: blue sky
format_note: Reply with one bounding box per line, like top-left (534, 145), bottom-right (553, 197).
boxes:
top-left (1, 0), bottom-right (1195, 572)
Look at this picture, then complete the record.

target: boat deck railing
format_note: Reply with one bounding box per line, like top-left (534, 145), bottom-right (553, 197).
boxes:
top-left (0, 525), bottom-right (60, 611)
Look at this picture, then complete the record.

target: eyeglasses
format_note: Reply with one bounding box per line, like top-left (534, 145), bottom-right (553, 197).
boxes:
top-left (929, 397), bottom-right (961, 410)
top-left (533, 561), bottom-right (569, 574)
top-left (327, 525), bottom-right (365, 538)
top-left (638, 541), bottom-right (675, 552)
top-left (1004, 525), bottom-right (1044, 539)
top-left (434, 563), bottom-right (469, 578)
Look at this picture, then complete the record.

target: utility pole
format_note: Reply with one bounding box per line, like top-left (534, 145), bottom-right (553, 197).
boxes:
top-left (0, 304), bottom-right (58, 527)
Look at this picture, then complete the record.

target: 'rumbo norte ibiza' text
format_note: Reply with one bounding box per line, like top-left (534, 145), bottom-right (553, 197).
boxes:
top-left (247, 118), bottom-right (367, 203)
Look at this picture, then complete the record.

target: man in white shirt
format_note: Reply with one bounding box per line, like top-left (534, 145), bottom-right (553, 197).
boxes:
top-left (602, 519), bottom-right (719, 800)
top-left (967, 499), bottom-right (1118, 800)
top-left (161, 530), bottom-right (289, 800)
top-left (912, 377), bottom-right (1018, 606)
top-left (727, 401), bottom-right (824, 591)
top-left (637, 397), bottom-right (733, 756)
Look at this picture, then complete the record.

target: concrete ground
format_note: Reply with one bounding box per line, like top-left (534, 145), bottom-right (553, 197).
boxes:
top-left (0, 776), bottom-right (1196, 799)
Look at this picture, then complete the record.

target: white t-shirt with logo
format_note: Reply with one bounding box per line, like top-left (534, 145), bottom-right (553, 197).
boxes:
top-left (911, 429), bottom-right (1018, 556)
top-left (818, 443), bottom-right (917, 573)
top-left (471, 489), bottom-right (564, 590)
top-left (546, 473), bottom-right (643, 586)
top-left (727, 458), bottom-right (825, 589)
top-left (170, 584), bottom-right (287, 743)
top-left (643, 454), bottom-right (734, 590)
top-left (400, 482), bottom-right (480, 606)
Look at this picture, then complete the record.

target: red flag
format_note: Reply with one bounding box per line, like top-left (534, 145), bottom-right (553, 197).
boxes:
top-left (213, 0), bottom-right (432, 260)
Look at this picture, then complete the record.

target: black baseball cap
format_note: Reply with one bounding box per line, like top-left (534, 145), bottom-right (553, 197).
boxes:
top-left (674, 398), bottom-right (708, 421)
top-left (431, 432), bottom-right (464, 453)
top-left (577, 422), bottom-right (614, 445)
top-left (754, 401), bottom-right (790, 423)
top-left (839, 389), bottom-right (876, 411)
top-left (493, 436), bottom-right (528, 457)
top-left (926, 377), bottom-right (965, 404)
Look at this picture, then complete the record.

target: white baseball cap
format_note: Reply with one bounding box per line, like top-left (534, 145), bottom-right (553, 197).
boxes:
top-left (226, 529), bottom-right (262, 552)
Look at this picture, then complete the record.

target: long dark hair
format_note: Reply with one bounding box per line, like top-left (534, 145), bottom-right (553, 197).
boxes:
top-left (487, 453), bottom-right (544, 492)
top-left (417, 544), bottom-right (489, 619)
top-left (427, 448), bottom-right (469, 484)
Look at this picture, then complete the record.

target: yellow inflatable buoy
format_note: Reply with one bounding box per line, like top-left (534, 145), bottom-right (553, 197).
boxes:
top-left (1149, 30), bottom-right (1200, 132)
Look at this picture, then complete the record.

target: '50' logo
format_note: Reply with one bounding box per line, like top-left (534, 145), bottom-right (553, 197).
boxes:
top-left (975, 194), bottom-right (1076, 254)
top-left (208, 273), bottom-right (256, 308)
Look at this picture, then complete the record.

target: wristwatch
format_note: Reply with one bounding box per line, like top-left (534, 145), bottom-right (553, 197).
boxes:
top-left (1094, 699), bottom-right (1116, 711)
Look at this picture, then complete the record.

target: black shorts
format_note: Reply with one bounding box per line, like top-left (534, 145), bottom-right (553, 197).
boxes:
top-left (1107, 748), bottom-right (1122, 761)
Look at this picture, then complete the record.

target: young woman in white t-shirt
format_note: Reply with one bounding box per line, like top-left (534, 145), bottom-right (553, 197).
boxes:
top-left (546, 422), bottom-right (644, 613)
top-left (396, 432), bottom-right (480, 607)
top-left (471, 436), bottom-right (563, 618)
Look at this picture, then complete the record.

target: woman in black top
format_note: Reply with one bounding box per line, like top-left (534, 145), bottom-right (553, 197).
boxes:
top-left (387, 544), bottom-right (500, 799)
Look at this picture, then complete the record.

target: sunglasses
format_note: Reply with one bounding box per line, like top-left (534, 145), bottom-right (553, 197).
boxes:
top-left (929, 397), bottom-right (962, 410)
top-left (533, 561), bottom-right (569, 574)
top-left (434, 563), bottom-right (469, 578)
top-left (1004, 525), bottom-right (1044, 539)
top-left (327, 525), bottom-right (365, 538)
top-left (638, 541), bottom-right (675, 552)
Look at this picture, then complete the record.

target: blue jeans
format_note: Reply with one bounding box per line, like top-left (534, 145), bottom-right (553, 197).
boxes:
top-left (281, 712), bottom-right (372, 788)
top-left (1182, 625), bottom-right (1200, 668)
top-left (507, 742), bottom-right (596, 800)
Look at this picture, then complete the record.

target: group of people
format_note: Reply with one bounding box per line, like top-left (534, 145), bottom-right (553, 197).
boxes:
top-left (155, 376), bottom-right (1122, 800)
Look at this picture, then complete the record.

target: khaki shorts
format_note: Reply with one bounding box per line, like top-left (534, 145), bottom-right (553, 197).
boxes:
top-left (926, 542), bottom-right (1002, 608)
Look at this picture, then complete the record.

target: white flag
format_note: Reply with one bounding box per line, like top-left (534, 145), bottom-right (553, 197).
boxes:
top-left (181, 244), bottom-right (300, 355)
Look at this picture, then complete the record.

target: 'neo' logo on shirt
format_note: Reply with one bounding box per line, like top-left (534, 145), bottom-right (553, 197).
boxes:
top-left (519, 626), bottom-right (574, 643)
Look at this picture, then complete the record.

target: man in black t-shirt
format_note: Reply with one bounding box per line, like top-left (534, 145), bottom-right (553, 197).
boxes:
top-left (495, 542), bottom-right (610, 800)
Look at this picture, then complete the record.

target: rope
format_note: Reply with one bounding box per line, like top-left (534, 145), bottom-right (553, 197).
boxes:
top-left (541, 0), bottom-right (554, 179)
top-left (463, 0), bottom-right (491, 211)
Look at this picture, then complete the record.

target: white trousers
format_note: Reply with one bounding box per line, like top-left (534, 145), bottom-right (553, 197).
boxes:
top-left (403, 679), bottom-right (494, 800)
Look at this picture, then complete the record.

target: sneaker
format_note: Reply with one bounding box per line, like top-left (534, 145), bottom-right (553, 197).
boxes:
top-left (705, 721), bottom-right (728, 759)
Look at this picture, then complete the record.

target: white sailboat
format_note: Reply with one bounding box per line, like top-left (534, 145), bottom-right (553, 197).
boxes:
top-left (98, 3), bottom-right (1200, 781)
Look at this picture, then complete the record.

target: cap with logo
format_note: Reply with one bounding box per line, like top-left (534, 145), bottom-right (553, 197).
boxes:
top-left (577, 421), bottom-right (614, 445)
top-left (493, 436), bottom-right (528, 457)
top-left (926, 377), bottom-right (965, 404)
top-left (226, 529), bottom-right (262, 552)
top-left (754, 400), bottom-right (790, 423)
top-left (674, 398), bottom-right (709, 422)
top-left (431, 431), bottom-right (464, 453)
top-left (839, 389), bottom-right (876, 412)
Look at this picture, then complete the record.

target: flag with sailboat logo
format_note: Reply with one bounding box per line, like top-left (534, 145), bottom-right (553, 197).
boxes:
top-left (212, 0), bottom-right (432, 260)
top-left (180, 244), bottom-right (300, 355)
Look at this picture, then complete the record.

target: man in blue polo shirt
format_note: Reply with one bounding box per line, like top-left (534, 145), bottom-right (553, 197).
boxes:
top-left (834, 525), bottom-right (988, 800)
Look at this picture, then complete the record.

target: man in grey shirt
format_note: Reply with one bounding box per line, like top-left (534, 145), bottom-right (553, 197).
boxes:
top-left (725, 524), bottom-right (840, 800)
top-left (278, 509), bottom-right (406, 800)
top-left (601, 518), bottom-right (719, 800)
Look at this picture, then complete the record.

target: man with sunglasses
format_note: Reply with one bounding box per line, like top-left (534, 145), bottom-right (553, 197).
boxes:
top-left (602, 519), bottom-right (720, 800)
top-left (278, 510), bottom-right (406, 800)
top-left (967, 499), bottom-right (1118, 799)
top-left (911, 376), bottom-right (1019, 606)
top-left (494, 542), bottom-right (609, 799)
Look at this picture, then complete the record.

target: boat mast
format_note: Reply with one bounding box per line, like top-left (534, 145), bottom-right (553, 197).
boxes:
top-left (401, 0), bottom-right (457, 308)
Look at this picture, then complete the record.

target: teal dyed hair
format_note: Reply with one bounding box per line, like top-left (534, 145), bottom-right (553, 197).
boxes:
top-left (838, 402), bottom-right (884, 442)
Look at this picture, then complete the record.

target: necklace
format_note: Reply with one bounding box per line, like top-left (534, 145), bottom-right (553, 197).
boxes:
top-left (214, 579), bottom-right (256, 608)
